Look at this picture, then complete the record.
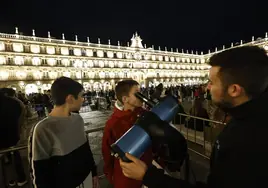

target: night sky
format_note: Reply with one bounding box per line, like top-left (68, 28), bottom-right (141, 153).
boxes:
top-left (1, 0), bottom-right (267, 52)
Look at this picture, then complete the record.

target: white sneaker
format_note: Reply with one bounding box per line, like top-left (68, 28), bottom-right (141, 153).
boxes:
top-left (17, 180), bottom-right (28, 187)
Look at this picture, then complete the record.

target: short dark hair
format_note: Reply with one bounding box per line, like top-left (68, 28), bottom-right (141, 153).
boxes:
top-left (115, 80), bottom-right (139, 103)
top-left (209, 46), bottom-right (268, 98)
top-left (0, 88), bottom-right (16, 97)
top-left (51, 77), bottom-right (84, 106)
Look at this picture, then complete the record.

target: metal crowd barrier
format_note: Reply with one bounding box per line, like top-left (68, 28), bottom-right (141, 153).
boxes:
top-left (174, 113), bottom-right (226, 158)
top-left (0, 113), bottom-right (226, 187)
top-left (0, 127), bottom-right (106, 188)
top-left (80, 96), bottom-right (108, 113)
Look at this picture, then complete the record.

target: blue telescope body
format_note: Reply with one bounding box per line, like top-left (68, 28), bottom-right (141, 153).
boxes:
top-left (111, 93), bottom-right (187, 168)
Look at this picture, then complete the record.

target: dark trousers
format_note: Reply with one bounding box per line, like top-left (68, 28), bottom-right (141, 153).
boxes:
top-left (6, 151), bottom-right (26, 182)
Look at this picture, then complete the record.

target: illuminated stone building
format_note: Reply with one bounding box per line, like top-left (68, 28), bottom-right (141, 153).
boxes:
top-left (0, 27), bottom-right (266, 94)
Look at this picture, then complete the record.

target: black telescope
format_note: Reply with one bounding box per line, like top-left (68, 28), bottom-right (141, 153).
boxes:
top-left (111, 92), bottom-right (188, 172)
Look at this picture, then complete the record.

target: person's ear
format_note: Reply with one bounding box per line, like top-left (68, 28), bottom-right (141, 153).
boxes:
top-left (228, 84), bottom-right (243, 97)
top-left (66, 94), bottom-right (74, 104)
top-left (122, 96), bottom-right (128, 104)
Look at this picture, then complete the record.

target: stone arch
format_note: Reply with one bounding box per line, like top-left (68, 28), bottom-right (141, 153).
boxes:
top-left (93, 82), bottom-right (102, 91)
top-left (25, 84), bottom-right (39, 94)
top-left (104, 81), bottom-right (112, 91)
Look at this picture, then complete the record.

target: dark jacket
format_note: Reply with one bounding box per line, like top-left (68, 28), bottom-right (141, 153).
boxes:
top-left (143, 90), bottom-right (268, 188)
top-left (0, 94), bottom-right (22, 149)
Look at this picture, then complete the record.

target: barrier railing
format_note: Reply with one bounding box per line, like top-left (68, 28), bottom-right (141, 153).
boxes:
top-left (174, 113), bottom-right (226, 158)
top-left (1, 112), bottom-right (225, 187)
top-left (0, 127), bottom-right (106, 188)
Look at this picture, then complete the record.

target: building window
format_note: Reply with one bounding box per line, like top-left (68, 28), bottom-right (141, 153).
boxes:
top-left (13, 43), bottom-right (24, 52)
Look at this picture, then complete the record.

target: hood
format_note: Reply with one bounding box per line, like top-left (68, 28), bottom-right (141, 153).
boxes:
top-left (112, 100), bottom-right (145, 119)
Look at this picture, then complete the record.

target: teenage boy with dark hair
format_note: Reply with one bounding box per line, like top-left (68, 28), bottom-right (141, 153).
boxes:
top-left (28, 77), bottom-right (100, 188)
top-left (102, 79), bottom-right (153, 188)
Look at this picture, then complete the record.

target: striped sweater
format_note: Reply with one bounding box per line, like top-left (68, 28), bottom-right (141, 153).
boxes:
top-left (28, 113), bottom-right (97, 188)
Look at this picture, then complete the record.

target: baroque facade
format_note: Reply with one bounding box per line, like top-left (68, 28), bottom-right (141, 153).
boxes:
top-left (0, 28), bottom-right (267, 94)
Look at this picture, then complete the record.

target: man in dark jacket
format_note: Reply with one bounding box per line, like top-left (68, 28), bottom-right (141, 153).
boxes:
top-left (119, 46), bottom-right (268, 188)
top-left (0, 90), bottom-right (27, 186)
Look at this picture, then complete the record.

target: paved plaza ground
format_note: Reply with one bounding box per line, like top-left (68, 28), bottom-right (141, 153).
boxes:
top-left (0, 100), bottom-right (211, 188)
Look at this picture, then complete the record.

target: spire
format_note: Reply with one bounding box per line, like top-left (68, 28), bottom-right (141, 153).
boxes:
top-left (48, 31), bottom-right (51, 42)
top-left (62, 33), bottom-right (65, 40)
top-left (182, 49), bottom-right (184, 53)
top-left (215, 47), bottom-right (218, 52)
top-left (165, 47), bottom-right (167, 51)
top-left (208, 49), bottom-right (211, 54)
top-left (32, 29), bottom-right (35, 37)
top-left (98, 38), bottom-right (100, 46)
top-left (231, 42), bottom-right (234, 47)
top-left (108, 39), bottom-right (111, 45)
top-left (196, 51), bottom-right (198, 55)
top-left (15, 27), bottom-right (18, 34)
top-left (144, 44), bottom-right (147, 48)
top-left (223, 45), bottom-right (225, 50)
top-left (171, 48), bottom-right (173, 52)
top-left (186, 50), bottom-right (189, 54)
top-left (158, 46), bottom-right (161, 51)
top-left (118, 41), bottom-right (120, 48)
top-left (240, 40), bottom-right (243, 45)
top-left (176, 48), bottom-right (178, 53)
top-left (127, 42), bottom-right (129, 47)
top-left (87, 37), bottom-right (90, 44)
top-left (152, 45), bottom-right (154, 49)
top-left (252, 36), bottom-right (255, 42)
top-left (201, 51), bottom-right (203, 55)
top-left (191, 50), bottom-right (193, 54)
top-left (75, 35), bottom-right (78, 45)
top-left (266, 32), bottom-right (268, 39)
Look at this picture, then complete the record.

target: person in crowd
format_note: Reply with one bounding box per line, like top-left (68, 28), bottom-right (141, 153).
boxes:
top-left (102, 80), bottom-right (153, 188)
top-left (43, 90), bottom-right (53, 114)
top-left (119, 46), bottom-right (268, 188)
top-left (151, 83), bottom-right (163, 101)
top-left (173, 96), bottom-right (186, 125)
top-left (0, 88), bottom-right (26, 131)
top-left (28, 77), bottom-right (100, 188)
top-left (0, 89), bottom-right (28, 187)
top-left (186, 98), bottom-right (209, 131)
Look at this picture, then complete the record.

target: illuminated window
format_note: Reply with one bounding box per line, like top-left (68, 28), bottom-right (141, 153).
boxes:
top-left (30, 45), bottom-right (40, 53)
top-left (46, 46), bottom-right (55, 54)
top-left (0, 42), bottom-right (5, 51)
top-left (13, 43), bottom-right (24, 52)
top-left (164, 56), bottom-right (169, 62)
top-left (47, 58), bottom-right (56, 66)
top-left (117, 52), bottom-right (123, 59)
top-left (61, 47), bottom-right (69, 55)
top-left (74, 48), bottom-right (82, 56)
top-left (14, 56), bottom-right (24, 65)
top-left (97, 50), bottom-right (104, 57)
top-left (0, 56), bottom-right (6, 65)
top-left (107, 51), bottom-right (114, 58)
top-left (32, 57), bottom-right (41, 66)
top-left (86, 49), bottom-right (93, 56)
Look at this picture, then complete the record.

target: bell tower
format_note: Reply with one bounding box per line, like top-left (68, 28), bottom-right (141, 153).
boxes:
top-left (130, 32), bottom-right (144, 48)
